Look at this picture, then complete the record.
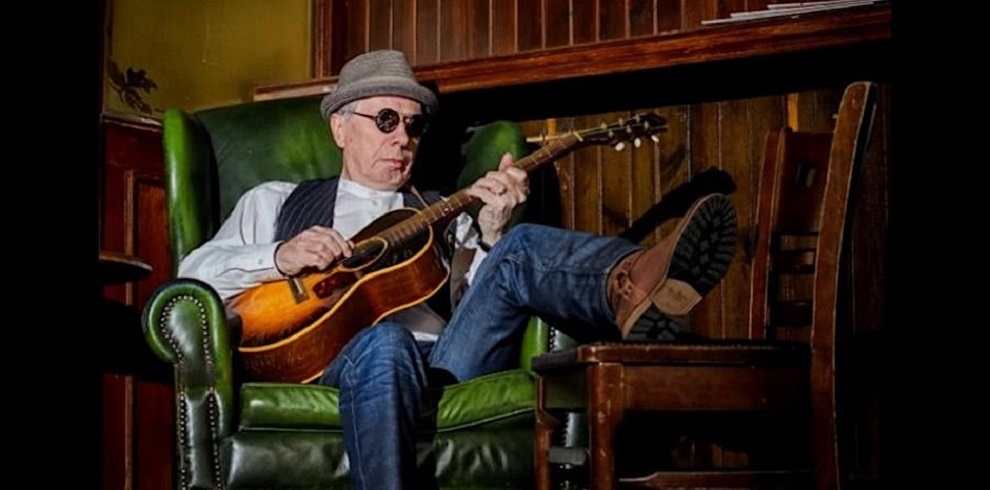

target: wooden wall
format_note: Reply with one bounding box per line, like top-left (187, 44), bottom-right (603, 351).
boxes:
top-left (318, 0), bottom-right (782, 76)
top-left (101, 114), bottom-right (171, 306)
top-left (313, 0), bottom-right (893, 484)
top-left (100, 113), bottom-right (173, 490)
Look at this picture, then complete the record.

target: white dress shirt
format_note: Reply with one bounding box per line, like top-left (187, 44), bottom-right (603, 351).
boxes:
top-left (178, 177), bottom-right (490, 341)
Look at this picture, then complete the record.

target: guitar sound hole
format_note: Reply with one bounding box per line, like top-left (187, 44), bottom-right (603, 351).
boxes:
top-left (342, 241), bottom-right (385, 270)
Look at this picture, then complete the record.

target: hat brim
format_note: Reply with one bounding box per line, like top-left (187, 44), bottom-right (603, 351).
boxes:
top-left (321, 76), bottom-right (438, 119)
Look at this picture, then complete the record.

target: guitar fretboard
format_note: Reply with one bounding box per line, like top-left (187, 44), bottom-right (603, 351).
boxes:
top-left (377, 131), bottom-right (585, 247)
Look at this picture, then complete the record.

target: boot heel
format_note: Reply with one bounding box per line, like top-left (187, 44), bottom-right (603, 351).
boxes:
top-left (651, 279), bottom-right (702, 316)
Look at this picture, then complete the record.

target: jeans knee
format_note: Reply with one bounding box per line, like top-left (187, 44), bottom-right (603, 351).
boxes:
top-left (340, 323), bottom-right (423, 383)
top-left (500, 223), bottom-right (544, 253)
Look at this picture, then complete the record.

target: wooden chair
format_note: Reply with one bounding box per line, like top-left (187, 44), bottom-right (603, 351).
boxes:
top-left (533, 80), bottom-right (879, 490)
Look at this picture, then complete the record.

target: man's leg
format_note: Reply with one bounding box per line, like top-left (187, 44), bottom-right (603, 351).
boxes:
top-left (429, 193), bottom-right (737, 381)
top-left (428, 221), bottom-right (638, 380)
top-left (318, 323), bottom-right (429, 490)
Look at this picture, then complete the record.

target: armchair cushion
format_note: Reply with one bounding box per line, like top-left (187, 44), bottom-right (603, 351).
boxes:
top-left (240, 369), bottom-right (535, 431)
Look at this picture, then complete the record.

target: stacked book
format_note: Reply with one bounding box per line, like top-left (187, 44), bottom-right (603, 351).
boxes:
top-left (700, 0), bottom-right (888, 26)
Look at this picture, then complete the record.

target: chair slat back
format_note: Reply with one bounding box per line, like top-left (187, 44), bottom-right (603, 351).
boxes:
top-left (750, 82), bottom-right (878, 345)
top-left (750, 127), bottom-right (830, 340)
top-left (809, 81), bottom-right (878, 490)
top-left (749, 81), bottom-right (878, 490)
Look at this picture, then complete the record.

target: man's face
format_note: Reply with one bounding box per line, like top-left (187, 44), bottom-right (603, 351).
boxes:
top-left (331, 96), bottom-right (423, 191)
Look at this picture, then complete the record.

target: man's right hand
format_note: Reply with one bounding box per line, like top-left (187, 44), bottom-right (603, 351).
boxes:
top-left (274, 225), bottom-right (354, 276)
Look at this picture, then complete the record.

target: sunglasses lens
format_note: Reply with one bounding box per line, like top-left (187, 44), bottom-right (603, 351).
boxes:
top-left (362, 108), bottom-right (428, 137)
top-left (374, 108), bottom-right (400, 133)
top-left (405, 115), bottom-right (427, 138)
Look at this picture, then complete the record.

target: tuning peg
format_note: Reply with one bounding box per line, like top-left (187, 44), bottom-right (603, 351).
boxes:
top-left (634, 137), bottom-right (642, 148)
top-left (601, 121), bottom-right (615, 140)
top-left (650, 135), bottom-right (660, 143)
top-left (614, 142), bottom-right (626, 152)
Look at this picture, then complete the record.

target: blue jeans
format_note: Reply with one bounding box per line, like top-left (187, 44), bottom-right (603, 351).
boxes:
top-left (317, 223), bottom-right (641, 490)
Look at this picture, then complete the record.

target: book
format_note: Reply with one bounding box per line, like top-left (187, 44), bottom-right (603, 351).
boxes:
top-left (700, 0), bottom-right (886, 26)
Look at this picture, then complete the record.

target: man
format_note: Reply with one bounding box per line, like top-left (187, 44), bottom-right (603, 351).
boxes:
top-left (179, 49), bottom-right (737, 490)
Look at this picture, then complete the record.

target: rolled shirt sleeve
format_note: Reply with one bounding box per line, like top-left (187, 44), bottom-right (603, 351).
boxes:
top-left (177, 181), bottom-right (296, 301)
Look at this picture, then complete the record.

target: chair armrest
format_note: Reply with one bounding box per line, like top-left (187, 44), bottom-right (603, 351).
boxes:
top-left (519, 317), bottom-right (550, 373)
top-left (142, 278), bottom-right (236, 489)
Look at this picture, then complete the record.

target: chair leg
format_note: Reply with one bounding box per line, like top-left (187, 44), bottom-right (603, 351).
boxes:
top-left (535, 376), bottom-right (558, 490)
top-left (588, 363), bottom-right (625, 490)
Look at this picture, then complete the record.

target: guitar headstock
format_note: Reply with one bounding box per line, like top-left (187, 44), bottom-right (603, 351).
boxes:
top-left (575, 113), bottom-right (668, 151)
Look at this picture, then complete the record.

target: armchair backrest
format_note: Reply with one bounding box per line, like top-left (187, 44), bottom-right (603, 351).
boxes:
top-left (163, 96), bottom-right (343, 271)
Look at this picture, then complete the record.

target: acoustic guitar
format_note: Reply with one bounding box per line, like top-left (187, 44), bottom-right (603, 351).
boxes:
top-left (226, 114), bottom-right (668, 383)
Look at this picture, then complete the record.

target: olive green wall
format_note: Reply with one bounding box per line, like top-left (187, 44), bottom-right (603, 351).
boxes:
top-left (104, 0), bottom-right (311, 116)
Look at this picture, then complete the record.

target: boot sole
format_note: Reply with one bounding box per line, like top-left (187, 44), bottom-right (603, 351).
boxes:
top-left (625, 193), bottom-right (737, 340)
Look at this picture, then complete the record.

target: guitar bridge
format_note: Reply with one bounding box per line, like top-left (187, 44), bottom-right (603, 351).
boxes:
top-left (288, 277), bottom-right (309, 303)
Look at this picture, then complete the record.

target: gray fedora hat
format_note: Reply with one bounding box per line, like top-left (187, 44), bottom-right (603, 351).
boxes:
top-left (320, 50), bottom-right (438, 119)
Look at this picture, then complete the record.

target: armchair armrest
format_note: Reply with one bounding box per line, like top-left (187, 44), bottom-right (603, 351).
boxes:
top-left (142, 278), bottom-right (236, 489)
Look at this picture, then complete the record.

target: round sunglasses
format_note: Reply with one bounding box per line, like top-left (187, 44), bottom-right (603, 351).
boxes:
top-left (350, 108), bottom-right (430, 138)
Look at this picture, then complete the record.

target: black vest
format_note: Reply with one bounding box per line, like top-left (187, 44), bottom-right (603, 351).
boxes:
top-left (274, 177), bottom-right (446, 240)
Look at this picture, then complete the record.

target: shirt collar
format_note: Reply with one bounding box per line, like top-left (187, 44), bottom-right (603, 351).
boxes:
top-left (338, 176), bottom-right (401, 199)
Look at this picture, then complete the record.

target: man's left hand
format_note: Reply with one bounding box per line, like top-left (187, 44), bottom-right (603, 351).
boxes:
top-left (466, 152), bottom-right (529, 248)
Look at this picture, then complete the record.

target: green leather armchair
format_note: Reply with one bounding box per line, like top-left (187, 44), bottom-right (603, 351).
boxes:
top-left (141, 95), bottom-right (567, 489)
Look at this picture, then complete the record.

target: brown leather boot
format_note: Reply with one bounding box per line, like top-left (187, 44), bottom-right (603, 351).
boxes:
top-left (608, 193), bottom-right (737, 340)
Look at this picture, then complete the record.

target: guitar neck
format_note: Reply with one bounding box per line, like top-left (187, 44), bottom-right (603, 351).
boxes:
top-left (379, 132), bottom-right (586, 245)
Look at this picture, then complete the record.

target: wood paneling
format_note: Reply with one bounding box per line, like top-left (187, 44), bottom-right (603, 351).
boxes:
top-left (571, 0), bottom-right (597, 44)
top-left (570, 114), bottom-right (602, 234)
top-left (656, 0), bottom-right (680, 33)
top-left (328, 0), bottom-right (351, 73)
top-left (393, 0), bottom-right (416, 56)
top-left (491, 0), bottom-right (517, 55)
top-left (268, 4), bottom-right (890, 102)
top-left (101, 113), bottom-right (174, 490)
top-left (516, 0), bottom-right (543, 52)
top-left (133, 380), bottom-right (174, 490)
top-left (125, 171), bottom-right (171, 307)
top-left (629, 0), bottom-right (656, 37)
top-left (416, 0), bottom-right (440, 63)
top-left (440, 0), bottom-right (469, 60)
top-left (345, 0), bottom-right (369, 62)
top-left (629, 111), bottom-right (660, 247)
top-left (317, 0), bottom-right (815, 76)
top-left (313, 0), bottom-right (332, 76)
top-left (600, 111), bottom-right (633, 237)
top-left (469, 0), bottom-right (491, 58)
top-left (102, 373), bottom-right (132, 490)
top-left (599, 0), bottom-right (626, 41)
top-left (369, 0), bottom-right (392, 51)
top-left (101, 116), bottom-right (163, 274)
top-left (546, 0), bottom-right (571, 48)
